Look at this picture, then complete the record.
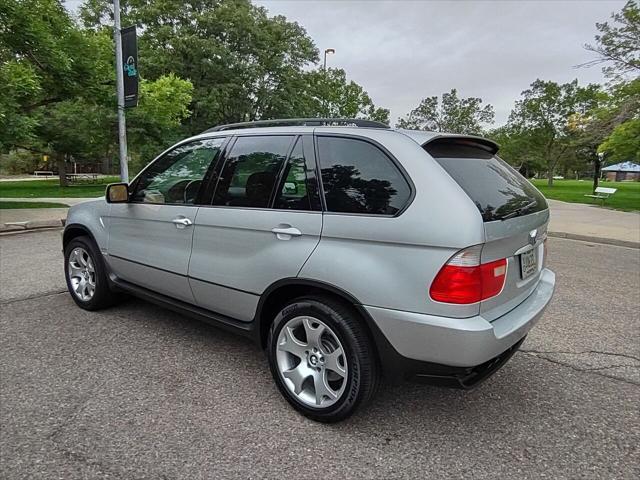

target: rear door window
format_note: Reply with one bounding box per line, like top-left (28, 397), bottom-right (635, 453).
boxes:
top-left (273, 137), bottom-right (321, 211)
top-left (213, 135), bottom-right (294, 208)
top-left (425, 141), bottom-right (547, 222)
top-left (317, 136), bottom-right (411, 215)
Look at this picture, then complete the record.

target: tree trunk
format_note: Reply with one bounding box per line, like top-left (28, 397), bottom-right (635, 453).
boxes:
top-left (57, 155), bottom-right (68, 187)
top-left (547, 168), bottom-right (554, 187)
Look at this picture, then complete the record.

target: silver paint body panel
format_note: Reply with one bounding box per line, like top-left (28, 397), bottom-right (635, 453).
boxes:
top-left (65, 125), bottom-right (556, 367)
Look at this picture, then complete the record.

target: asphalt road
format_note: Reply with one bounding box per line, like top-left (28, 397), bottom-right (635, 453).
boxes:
top-left (1, 230), bottom-right (638, 479)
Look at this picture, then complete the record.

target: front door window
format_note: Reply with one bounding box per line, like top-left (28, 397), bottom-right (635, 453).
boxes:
top-left (131, 137), bottom-right (225, 205)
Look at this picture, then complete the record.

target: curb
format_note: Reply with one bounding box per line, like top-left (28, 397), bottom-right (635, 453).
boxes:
top-left (548, 231), bottom-right (640, 249)
top-left (0, 218), bottom-right (65, 233)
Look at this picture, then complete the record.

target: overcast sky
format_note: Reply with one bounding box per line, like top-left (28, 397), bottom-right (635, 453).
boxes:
top-left (255, 0), bottom-right (625, 125)
top-left (66, 0), bottom-right (625, 126)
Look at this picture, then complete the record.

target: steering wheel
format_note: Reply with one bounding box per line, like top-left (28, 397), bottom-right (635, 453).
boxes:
top-left (183, 180), bottom-right (202, 204)
top-left (166, 179), bottom-right (191, 203)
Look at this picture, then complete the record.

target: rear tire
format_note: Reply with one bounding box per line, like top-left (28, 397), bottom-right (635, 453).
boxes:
top-left (267, 296), bottom-right (379, 422)
top-left (64, 236), bottom-right (119, 311)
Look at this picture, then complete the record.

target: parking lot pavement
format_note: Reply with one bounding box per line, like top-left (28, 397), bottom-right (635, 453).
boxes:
top-left (1, 233), bottom-right (638, 479)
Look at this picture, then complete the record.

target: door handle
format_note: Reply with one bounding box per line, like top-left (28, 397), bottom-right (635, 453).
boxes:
top-left (271, 226), bottom-right (302, 240)
top-left (172, 217), bottom-right (193, 229)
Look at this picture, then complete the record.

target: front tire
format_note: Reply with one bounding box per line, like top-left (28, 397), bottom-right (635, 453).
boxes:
top-left (267, 296), bottom-right (379, 422)
top-left (64, 236), bottom-right (118, 311)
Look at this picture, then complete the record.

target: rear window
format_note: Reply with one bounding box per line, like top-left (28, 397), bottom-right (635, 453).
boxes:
top-left (426, 141), bottom-right (547, 222)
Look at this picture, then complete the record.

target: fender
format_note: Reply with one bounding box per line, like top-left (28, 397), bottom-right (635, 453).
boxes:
top-left (254, 277), bottom-right (408, 380)
top-left (62, 223), bottom-right (100, 249)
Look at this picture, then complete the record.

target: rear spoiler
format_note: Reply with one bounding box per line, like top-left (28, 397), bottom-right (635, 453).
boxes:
top-left (422, 135), bottom-right (500, 155)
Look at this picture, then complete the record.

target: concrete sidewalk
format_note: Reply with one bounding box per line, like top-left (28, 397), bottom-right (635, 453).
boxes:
top-left (0, 198), bottom-right (99, 232)
top-left (0, 197), bottom-right (98, 206)
top-left (1, 198), bottom-right (639, 247)
top-left (547, 199), bottom-right (640, 248)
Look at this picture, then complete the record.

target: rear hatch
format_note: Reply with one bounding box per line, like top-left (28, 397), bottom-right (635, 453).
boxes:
top-left (424, 137), bottom-right (549, 321)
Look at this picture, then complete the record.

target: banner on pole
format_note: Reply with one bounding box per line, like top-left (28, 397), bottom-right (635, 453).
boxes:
top-left (121, 26), bottom-right (138, 108)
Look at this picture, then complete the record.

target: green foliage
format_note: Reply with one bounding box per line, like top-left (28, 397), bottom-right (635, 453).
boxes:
top-left (397, 89), bottom-right (495, 134)
top-left (599, 118), bottom-right (640, 161)
top-left (299, 68), bottom-right (390, 123)
top-left (127, 74), bottom-right (194, 172)
top-left (81, 0), bottom-right (317, 132)
top-left (531, 179), bottom-right (640, 212)
top-left (0, 177), bottom-right (118, 198)
top-left (0, 0), bottom-right (194, 178)
top-left (584, 0), bottom-right (640, 80)
top-left (79, 0), bottom-right (388, 132)
top-left (0, 151), bottom-right (41, 175)
top-left (505, 79), bottom-right (603, 185)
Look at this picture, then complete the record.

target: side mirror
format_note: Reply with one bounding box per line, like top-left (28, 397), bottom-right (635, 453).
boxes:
top-left (106, 183), bottom-right (129, 203)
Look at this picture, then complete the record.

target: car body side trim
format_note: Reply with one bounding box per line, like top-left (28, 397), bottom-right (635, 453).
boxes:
top-left (109, 275), bottom-right (256, 338)
top-left (108, 254), bottom-right (260, 297)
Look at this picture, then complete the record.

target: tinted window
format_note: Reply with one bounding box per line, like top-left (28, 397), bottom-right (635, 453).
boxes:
top-left (317, 136), bottom-right (411, 215)
top-left (131, 138), bottom-right (224, 204)
top-left (274, 137), bottom-right (320, 211)
top-left (426, 142), bottom-right (547, 222)
top-left (213, 136), bottom-right (293, 208)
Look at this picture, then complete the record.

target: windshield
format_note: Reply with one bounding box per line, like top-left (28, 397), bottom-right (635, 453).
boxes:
top-left (425, 142), bottom-right (547, 222)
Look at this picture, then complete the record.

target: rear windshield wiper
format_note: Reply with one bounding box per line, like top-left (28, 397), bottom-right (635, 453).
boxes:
top-left (498, 200), bottom-right (538, 221)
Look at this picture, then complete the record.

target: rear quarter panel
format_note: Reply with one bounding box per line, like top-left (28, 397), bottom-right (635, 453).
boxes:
top-left (300, 129), bottom-right (485, 318)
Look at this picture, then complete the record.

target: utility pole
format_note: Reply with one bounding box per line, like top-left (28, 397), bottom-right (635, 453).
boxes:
top-left (113, 0), bottom-right (129, 182)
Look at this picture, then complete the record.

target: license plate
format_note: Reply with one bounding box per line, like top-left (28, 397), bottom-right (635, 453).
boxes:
top-left (520, 249), bottom-right (537, 279)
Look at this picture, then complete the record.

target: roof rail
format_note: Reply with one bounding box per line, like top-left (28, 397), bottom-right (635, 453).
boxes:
top-left (203, 118), bottom-right (389, 133)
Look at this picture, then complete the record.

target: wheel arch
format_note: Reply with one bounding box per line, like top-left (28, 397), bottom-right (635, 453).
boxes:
top-left (255, 278), bottom-right (402, 379)
top-left (63, 223), bottom-right (99, 249)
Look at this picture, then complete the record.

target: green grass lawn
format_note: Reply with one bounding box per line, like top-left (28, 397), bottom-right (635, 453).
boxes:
top-left (532, 179), bottom-right (640, 212)
top-left (0, 177), bottom-right (118, 198)
top-left (0, 201), bottom-right (70, 209)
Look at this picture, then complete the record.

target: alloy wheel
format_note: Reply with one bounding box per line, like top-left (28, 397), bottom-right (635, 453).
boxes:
top-left (67, 247), bottom-right (96, 302)
top-left (275, 316), bottom-right (348, 408)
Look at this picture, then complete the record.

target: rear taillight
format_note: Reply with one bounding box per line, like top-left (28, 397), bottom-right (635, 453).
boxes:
top-left (429, 246), bottom-right (507, 304)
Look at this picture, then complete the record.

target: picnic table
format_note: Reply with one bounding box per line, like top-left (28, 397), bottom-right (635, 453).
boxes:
top-left (584, 186), bottom-right (617, 205)
top-left (65, 173), bottom-right (99, 184)
top-left (33, 170), bottom-right (55, 177)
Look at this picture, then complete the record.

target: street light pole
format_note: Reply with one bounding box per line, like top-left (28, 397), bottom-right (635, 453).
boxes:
top-left (113, 0), bottom-right (129, 182)
top-left (323, 48), bottom-right (335, 70)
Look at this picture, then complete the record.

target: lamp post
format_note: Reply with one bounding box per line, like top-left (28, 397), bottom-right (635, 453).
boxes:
top-left (323, 48), bottom-right (335, 70)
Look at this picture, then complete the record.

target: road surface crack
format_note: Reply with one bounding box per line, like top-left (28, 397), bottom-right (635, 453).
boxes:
top-left (520, 351), bottom-right (640, 386)
top-left (0, 289), bottom-right (67, 306)
top-left (520, 349), bottom-right (640, 363)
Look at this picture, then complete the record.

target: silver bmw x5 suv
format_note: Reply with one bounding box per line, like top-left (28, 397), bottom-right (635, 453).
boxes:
top-left (63, 118), bottom-right (555, 422)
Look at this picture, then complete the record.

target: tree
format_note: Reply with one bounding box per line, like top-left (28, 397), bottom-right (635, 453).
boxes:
top-left (80, 0), bottom-right (319, 133)
top-left (506, 79), bottom-right (602, 186)
top-left (297, 68), bottom-right (389, 123)
top-left (489, 125), bottom-right (543, 178)
top-left (0, 0), bottom-right (194, 182)
top-left (582, 0), bottom-right (640, 81)
top-left (397, 89), bottom-right (494, 134)
top-left (599, 118), bottom-right (640, 162)
top-left (0, 0), bottom-right (114, 184)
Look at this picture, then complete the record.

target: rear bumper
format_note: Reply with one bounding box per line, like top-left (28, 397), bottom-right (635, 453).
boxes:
top-left (364, 268), bottom-right (555, 375)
